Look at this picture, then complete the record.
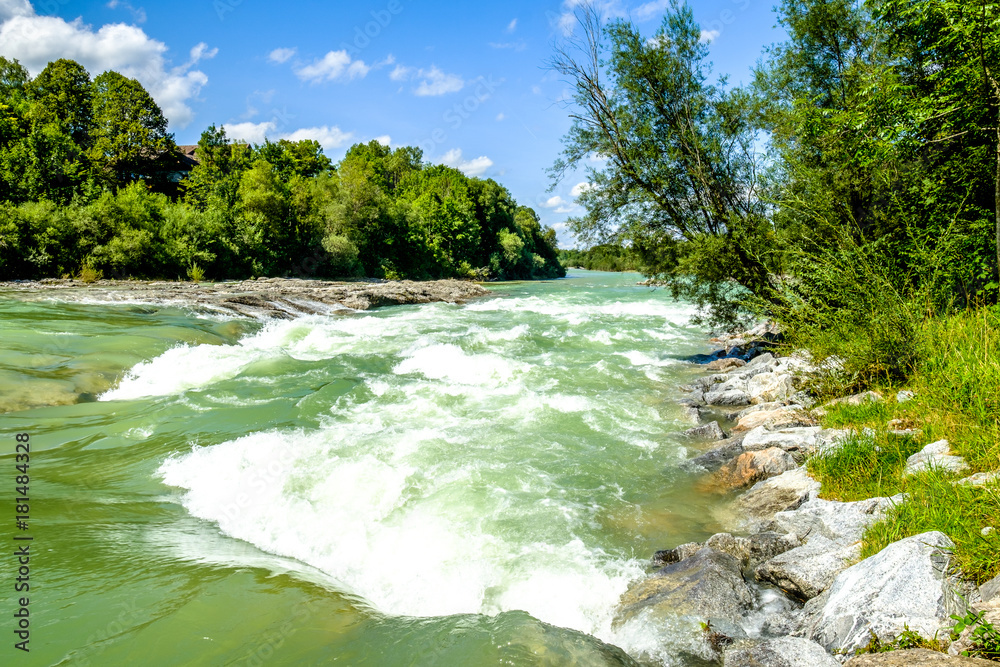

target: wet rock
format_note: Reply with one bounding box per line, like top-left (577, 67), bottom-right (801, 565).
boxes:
top-left (723, 637), bottom-right (839, 667)
top-left (706, 533), bottom-right (751, 567)
top-left (747, 531), bottom-right (802, 569)
top-left (708, 358), bottom-right (748, 372)
top-left (683, 421), bottom-right (727, 441)
top-left (844, 649), bottom-right (996, 666)
top-left (747, 372), bottom-right (795, 404)
top-left (705, 389), bottom-right (752, 407)
top-left (681, 405), bottom-right (702, 425)
top-left (682, 437), bottom-right (746, 473)
top-left (904, 440), bottom-right (969, 476)
top-left (652, 542), bottom-right (703, 567)
top-left (734, 467), bottom-right (820, 523)
top-left (714, 448), bottom-right (798, 490)
top-left (755, 536), bottom-right (860, 600)
top-left (797, 532), bottom-right (969, 655)
top-left (615, 548), bottom-right (754, 628)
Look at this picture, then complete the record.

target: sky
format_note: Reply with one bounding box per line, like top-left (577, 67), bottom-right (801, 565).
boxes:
top-left (0, 0), bottom-right (785, 246)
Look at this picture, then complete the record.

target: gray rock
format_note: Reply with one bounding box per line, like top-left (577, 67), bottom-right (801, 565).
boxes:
top-left (798, 531), bottom-right (969, 655)
top-left (708, 357), bottom-right (747, 372)
top-left (697, 374), bottom-right (731, 391)
top-left (747, 372), bottom-right (796, 404)
top-left (844, 649), bottom-right (996, 666)
top-left (681, 405), bottom-right (702, 425)
top-left (736, 401), bottom-right (792, 419)
top-left (771, 495), bottom-right (900, 546)
top-left (981, 573), bottom-right (1000, 603)
top-left (682, 437), bottom-right (746, 473)
top-left (706, 533), bottom-right (751, 568)
top-left (723, 637), bottom-right (839, 667)
top-left (714, 448), bottom-right (799, 490)
top-left (955, 471), bottom-right (999, 487)
top-left (904, 440), bottom-right (969, 476)
top-left (705, 389), bottom-right (752, 407)
top-left (755, 535), bottom-right (860, 600)
top-left (747, 352), bottom-right (776, 369)
top-left (897, 390), bottom-right (915, 403)
top-left (683, 421), bottom-right (727, 441)
top-left (741, 427), bottom-right (825, 462)
top-left (747, 531), bottom-right (802, 569)
top-left (734, 467), bottom-right (820, 523)
top-left (651, 542), bottom-right (702, 567)
top-left (615, 547), bottom-right (754, 628)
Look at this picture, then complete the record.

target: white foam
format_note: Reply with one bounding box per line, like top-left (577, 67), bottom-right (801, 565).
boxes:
top-left (393, 344), bottom-right (526, 386)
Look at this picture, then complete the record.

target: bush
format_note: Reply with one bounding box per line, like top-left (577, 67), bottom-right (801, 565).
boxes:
top-left (321, 234), bottom-right (363, 277)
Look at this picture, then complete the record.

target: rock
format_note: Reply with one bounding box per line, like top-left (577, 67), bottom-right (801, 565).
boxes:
top-left (982, 527), bottom-right (995, 537)
top-left (771, 495), bottom-right (901, 546)
top-left (706, 533), bottom-right (751, 567)
top-left (755, 536), bottom-right (861, 600)
top-left (733, 408), bottom-right (815, 433)
top-left (651, 542), bottom-right (702, 567)
top-left (747, 531), bottom-right (802, 569)
top-left (734, 467), bottom-right (820, 522)
top-left (683, 421), bottom-right (727, 441)
top-left (615, 548), bottom-right (754, 628)
top-left (827, 391), bottom-right (884, 407)
top-left (741, 427), bottom-right (823, 461)
top-left (697, 374), bottom-right (731, 391)
top-left (982, 573), bottom-right (1000, 602)
top-left (681, 405), bottom-right (702, 425)
top-left (904, 440), bottom-right (970, 477)
top-left (844, 649), bottom-right (996, 666)
top-left (723, 637), bottom-right (839, 667)
top-left (705, 389), bottom-right (752, 407)
top-left (897, 390), bottom-right (916, 403)
top-left (747, 372), bottom-right (796, 404)
top-left (682, 437), bottom-right (746, 473)
top-left (747, 352), bottom-right (776, 369)
top-left (708, 358), bottom-right (748, 372)
top-left (713, 448), bottom-right (799, 490)
top-left (798, 532), bottom-right (969, 655)
top-left (956, 471), bottom-right (999, 487)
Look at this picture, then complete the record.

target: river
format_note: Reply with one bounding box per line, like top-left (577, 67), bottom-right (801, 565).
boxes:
top-left (0, 270), bottom-right (732, 666)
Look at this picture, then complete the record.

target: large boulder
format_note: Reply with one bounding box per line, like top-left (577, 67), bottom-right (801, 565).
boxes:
top-left (844, 649), bottom-right (996, 666)
top-left (747, 372), bottom-right (796, 404)
top-left (733, 467), bottom-right (819, 523)
top-left (706, 531), bottom-right (801, 570)
top-left (771, 495), bottom-right (901, 546)
top-left (733, 408), bottom-right (814, 433)
top-left (904, 440), bottom-right (970, 477)
top-left (723, 637), bottom-right (839, 667)
top-left (713, 448), bottom-right (798, 490)
top-left (797, 532), bottom-right (970, 655)
top-left (705, 389), bottom-right (752, 407)
top-left (615, 547), bottom-right (754, 629)
top-left (755, 535), bottom-right (861, 600)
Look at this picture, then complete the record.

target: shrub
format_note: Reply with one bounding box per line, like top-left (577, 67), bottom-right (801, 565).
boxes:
top-left (321, 234), bottom-right (363, 277)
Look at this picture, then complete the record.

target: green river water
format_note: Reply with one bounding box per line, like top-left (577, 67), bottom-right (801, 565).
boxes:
top-left (0, 270), bottom-right (739, 666)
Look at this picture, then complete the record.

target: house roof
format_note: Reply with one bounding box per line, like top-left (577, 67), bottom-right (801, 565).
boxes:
top-left (176, 145), bottom-right (200, 169)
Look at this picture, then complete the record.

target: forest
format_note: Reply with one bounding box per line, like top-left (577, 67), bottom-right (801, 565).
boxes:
top-left (0, 58), bottom-right (564, 282)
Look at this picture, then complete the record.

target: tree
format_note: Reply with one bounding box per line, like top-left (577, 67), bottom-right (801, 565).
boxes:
top-left (550, 1), bottom-right (771, 326)
top-left (25, 59), bottom-right (93, 147)
top-left (89, 71), bottom-right (177, 191)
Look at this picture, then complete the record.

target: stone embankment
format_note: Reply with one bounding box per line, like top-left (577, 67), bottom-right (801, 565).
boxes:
top-left (0, 277), bottom-right (492, 319)
top-left (618, 323), bottom-right (1000, 665)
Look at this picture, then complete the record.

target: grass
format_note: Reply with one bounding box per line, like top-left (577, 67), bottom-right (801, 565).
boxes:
top-left (804, 306), bottom-right (1000, 585)
top-left (78, 263), bottom-right (102, 284)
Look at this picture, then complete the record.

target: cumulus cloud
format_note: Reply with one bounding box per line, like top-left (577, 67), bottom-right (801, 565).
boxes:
top-left (541, 195), bottom-right (567, 208)
top-left (441, 148), bottom-right (493, 177)
top-left (294, 50), bottom-right (370, 83)
top-left (699, 29), bottom-right (720, 43)
top-left (390, 63), bottom-right (464, 96)
top-left (374, 135), bottom-right (391, 146)
top-left (571, 182), bottom-right (593, 197)
top-left (221, 122), bottom-right (354, 152)
top-left (268, 47), bottom-right (296, 64)
top-left (0, 0), bottom-right (213, 128)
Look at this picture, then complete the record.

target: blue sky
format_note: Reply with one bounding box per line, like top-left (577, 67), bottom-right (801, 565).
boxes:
top-left (0, 0), bottom-right (785, 245)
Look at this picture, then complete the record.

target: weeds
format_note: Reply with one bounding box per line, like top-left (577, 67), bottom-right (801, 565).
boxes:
top-left (78, 263), bottom-right (102, 283)
top-left (187, 263), bottom-right (205, 282)
top-left (856, 626), bottom-right (947, 654)
top-left (952, 611), bottom-right (1000, 660)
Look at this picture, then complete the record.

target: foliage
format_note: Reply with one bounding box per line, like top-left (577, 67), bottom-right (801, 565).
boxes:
top-left (856, 625), bottom-right (946, 654)
top-left (807, 429), bottom-right (920, 501)
top-left (951, 611), bottom-right (1000, 660)
top-left (558, 244), bottom-right (643, 272)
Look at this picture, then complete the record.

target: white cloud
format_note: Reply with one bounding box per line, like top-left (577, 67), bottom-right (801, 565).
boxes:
top-left (700, 29), bottom-right (720, 43)
top-left (107, 0), bottom-right (146, 24)
top-left (268, 47), bottom-right (296, 64)
top-left (440, 148), bottom-right (493, 177)
top-left (507, 18), bottom-right (517, 32)
top-left (222, 121), bottom-right (275, 145)
top-left (489, 41), bottom-right (527, 52)
top-left (281, 125), bottom-right (354, 151)
top-left (389, 64), bottom-right (413, 82)
top-left (0, 1), bottom-right (213, 128)
top-left (374, 135), bottom-right (391, 146)
top-left (571, 182), bottom-right (593, 197)
top-left (496, 112), bottom-right (505, 121)
top-left (541, 195), bottom-right (567, 208)
top-left (294, 50), bottom-right (370, 83)
top-left (221, 122), bottom-right (354, 152)
top-left (414, 66), bottom-right (463, 96)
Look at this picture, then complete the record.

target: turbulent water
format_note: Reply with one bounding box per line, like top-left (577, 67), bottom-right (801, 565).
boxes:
top-left (0, 271), bottom-right (734, 666)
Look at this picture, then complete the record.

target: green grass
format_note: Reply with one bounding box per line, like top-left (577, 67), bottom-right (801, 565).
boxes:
top-left (804, 306), bottom-right (1000, 584)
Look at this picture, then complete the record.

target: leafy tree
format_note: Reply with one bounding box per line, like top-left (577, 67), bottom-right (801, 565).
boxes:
top-left (25, 59), bottom-right (93, 147)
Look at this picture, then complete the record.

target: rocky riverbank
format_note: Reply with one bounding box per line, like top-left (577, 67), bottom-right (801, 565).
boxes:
top-left (0, 277), bottom-right (492, 319)
top-left (620, 325), bottom-right (1000, 665)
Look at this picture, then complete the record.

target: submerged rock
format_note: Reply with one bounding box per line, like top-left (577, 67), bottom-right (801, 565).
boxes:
top-left (723, 636), bottom-right (839, 667)
top-left (796, 532), bottom-right (970, 655)
top-left (682, 437), bottom-right (746, 473)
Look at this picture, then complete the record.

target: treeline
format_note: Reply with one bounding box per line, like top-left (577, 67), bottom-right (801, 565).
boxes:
top-left (555, 0), bottom-right (1000, 389)
top-left (0, 58), bottom-right (563, 282)
top-left (558, 245), bottom-right (642, 272)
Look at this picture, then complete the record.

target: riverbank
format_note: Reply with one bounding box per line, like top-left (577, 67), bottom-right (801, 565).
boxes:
top-left (622, 322), bottom-right (1000, 664)
top-left (0, 277), bottom-right (491, 319)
